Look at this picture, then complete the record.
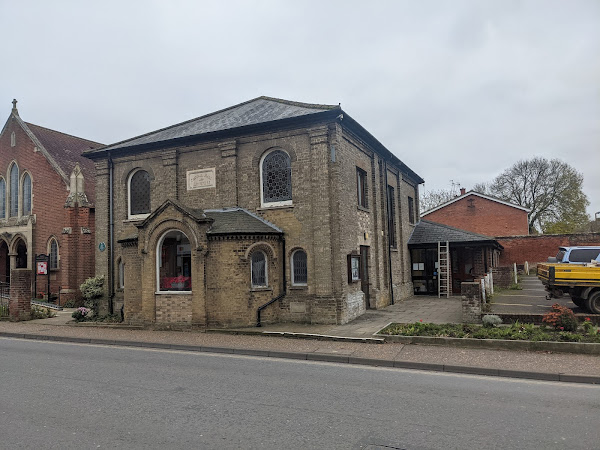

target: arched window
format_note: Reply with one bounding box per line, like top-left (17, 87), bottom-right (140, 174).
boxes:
top-left (49, 238), bottom-right (59, 270)
top-left (128, 169), bottom-right (151, 218)
top-left (0, 179), bottom-right (5, 219)
top-left (9, 164), bottom-right (18, 217)
top-left (22, 173), bottom-right (32, 215)
top-left (157, 230), bottom-right (191, 292)
top-left (251, 251), bottom-right (267, 287)
top-left (261, 150), bottom-right (292, 206)
top-left (118, 259), bottom-right (125, 289)
top-left (16, 239), bottom-right (27, 269)
top-left (291, 249), bottom-right (308, 285)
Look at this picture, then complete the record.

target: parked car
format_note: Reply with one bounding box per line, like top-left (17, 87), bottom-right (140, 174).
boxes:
top-left (547, 246), bottom-right (600, 264)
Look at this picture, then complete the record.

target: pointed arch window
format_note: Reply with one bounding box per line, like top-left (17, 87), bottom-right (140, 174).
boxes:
top-left (10, 164), bottom-right (18, 217)
top-left (251, 251), bottom-right (268, 287)
top-left (260, 150), bottom-right (292, 207)
top-left (0, 179), bottom-right (5, 219)
top-left (22, 173), bottom-right (32, 215)
top-left (49, 238), bottom-right (59, 270)
top-left (128, 169), bottom-right (151, 219)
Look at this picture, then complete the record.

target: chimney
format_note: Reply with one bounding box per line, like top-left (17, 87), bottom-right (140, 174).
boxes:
top-left (460, 188), bottom-right (466, 195)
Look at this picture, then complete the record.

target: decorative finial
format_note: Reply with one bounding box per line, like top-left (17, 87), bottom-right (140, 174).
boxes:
top-left (12, 99), bottom-right (18, 113)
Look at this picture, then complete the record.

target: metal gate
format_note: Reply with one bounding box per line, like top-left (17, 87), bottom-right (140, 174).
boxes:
top-left (0, 280), bottom-right (9, 317)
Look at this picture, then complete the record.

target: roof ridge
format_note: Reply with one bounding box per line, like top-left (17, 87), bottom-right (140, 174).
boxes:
top-left (258, 96), bottom-right (339, 110)
top-left (25, 122), bottom-right (103, 146)
top-left (91, 97), bottom-right (338, 153)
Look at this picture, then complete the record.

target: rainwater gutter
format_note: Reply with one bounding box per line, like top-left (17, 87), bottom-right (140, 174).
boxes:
top-left (384, 159), bottom-right (394, 305)
top-left (256, 236), bottom-right (286, 327)
top-left (108, 153), bottom-right (114, 315)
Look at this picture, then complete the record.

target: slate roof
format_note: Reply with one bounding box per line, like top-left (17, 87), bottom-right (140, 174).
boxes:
top-left (205, 208), bottom-right (282, 235)
top-left (87, 97), bottom-right (338, 153)
top-left (25, 122), bottom-right (103, 203)
top-left (408, 220), bottom-right (502, 247)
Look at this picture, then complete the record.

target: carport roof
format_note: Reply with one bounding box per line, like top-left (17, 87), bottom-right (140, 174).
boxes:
top-left (408, 220), bottom-right (503, 248)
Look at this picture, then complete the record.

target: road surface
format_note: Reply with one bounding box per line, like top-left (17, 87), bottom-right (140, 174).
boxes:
top-left (1, 338), bottom-right (598, 449)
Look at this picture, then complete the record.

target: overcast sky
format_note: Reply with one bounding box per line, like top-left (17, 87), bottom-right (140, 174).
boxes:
top-left (1, 0), bottom-right (598, 216)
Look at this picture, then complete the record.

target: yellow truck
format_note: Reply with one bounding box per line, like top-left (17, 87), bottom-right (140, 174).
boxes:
top-left (537, 262), bottom-right (600, 314)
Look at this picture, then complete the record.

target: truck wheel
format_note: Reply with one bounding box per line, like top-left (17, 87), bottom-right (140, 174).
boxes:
top-left (570, 297), bottom-right (585, 308)
top-left (585, 291), bottom-right (600, 314)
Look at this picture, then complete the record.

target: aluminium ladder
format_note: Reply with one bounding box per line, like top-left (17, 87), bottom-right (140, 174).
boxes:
top-left (438, 241), bottom-right (450, 298)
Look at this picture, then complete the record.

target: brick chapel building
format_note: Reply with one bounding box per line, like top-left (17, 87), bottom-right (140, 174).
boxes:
top-left (84, 97), bottom-right (424, 328)
top-left (0, 100), bottom-right (102, 302)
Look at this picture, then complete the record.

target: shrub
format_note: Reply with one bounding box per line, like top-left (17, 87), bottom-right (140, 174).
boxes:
top-left (482, 314), bottom-right (503, 328)
top-left (72, 307), bottom-right (91, 322)
top-left (31, 306), bottom-right (56, 319)
top-left (542, 303), bottom-right (578, 332)
top-left (80, 276), bottom-right (104, 315)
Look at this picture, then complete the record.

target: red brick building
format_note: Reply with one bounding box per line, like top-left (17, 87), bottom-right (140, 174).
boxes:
top-left (0, 100), bottom-right (102, 302)
top-left (421, 189), bottom-right (530, 237)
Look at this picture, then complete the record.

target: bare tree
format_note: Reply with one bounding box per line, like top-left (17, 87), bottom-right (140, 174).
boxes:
top-left (420, 188), bottom-right (459, 213)
top-left (487, 157), bottom-right (589, 233)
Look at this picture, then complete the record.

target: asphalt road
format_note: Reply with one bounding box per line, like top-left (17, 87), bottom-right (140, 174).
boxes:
top-left (1, 338), bottom-right (599, 449)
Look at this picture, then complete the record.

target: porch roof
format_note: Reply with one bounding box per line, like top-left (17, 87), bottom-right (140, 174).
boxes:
top-left (408, 220), bottom-right (503, 249)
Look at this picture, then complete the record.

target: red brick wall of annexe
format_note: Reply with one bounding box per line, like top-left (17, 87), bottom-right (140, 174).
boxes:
top-left (0, 114), bottom-right (95, 301)
top-left (497, 233), bottom-right (600, 266)
top-left (423, 194), bottom-right (529, 237)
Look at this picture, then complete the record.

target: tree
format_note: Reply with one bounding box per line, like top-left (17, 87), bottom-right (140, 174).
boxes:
top-left (419, 188), bottom-right (460, 213)
top-left (486, 157), bottom-right (590, 233)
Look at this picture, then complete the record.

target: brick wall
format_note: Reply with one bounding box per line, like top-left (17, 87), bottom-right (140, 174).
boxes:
top-left (423, 194), bottom-right (529, 237)
top-left (0, 114), bottom-right (95, 301)
top-left (497, 233), bottom-right (600, 266)
top-left (9, 269), bottom-right (31, 320)
top-left (461, 282), bottom-right (482, 324)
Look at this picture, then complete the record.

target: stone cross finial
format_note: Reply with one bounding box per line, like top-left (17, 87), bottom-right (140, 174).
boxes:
top-left (12, 99), bottom-right (18, 113)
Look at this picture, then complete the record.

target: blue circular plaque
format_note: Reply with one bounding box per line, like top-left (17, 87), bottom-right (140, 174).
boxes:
top-left (99, 242), bottom-right (106, 252)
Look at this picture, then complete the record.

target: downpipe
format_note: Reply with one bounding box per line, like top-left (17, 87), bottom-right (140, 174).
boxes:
top-left (384, 159), bottom-right (394, 305)
top-left (257, 237), bottom-right (286, 327)
top-left (108, 153), bottom-right (114, 315)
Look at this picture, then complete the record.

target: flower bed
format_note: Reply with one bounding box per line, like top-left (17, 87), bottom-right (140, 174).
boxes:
top-left (379, 321), bottom-right (600, 343)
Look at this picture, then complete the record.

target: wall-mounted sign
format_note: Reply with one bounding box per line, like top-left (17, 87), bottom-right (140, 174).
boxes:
top-left (187, 168), bottom-right (216, 190)
top-left (99, 242), bottom-right (106, 252)
top-left (37, 261), bottom-right (48, 275)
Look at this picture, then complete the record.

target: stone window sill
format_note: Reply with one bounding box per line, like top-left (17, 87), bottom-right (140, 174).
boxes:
top-left (251, 286), bottom-right (273, 292)
top-left (289, 285), bottom-right (308, 290)
top-left (155, 291), bottom-right (192, 295)
top-left (357, 205), bottom-right (370, 213)
top-left (257, 205), bottom-right (294, 212)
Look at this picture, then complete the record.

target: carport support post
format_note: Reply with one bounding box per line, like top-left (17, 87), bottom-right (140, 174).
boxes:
top-left (513, 263), bottom-right (518, 285)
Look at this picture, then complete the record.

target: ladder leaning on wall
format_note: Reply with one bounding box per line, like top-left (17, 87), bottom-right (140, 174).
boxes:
top-left (438, 241), bottom-right (450, 298)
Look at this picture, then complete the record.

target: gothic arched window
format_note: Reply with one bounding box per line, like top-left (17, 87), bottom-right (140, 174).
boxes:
top-left (9, 164), bottom-right (18, 217)
top-left (22, 173), bottom-right (32, 215)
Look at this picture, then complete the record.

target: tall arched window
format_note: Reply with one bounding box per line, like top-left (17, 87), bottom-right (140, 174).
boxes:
top-left (0, 179), bottom-right (5, 219)
top-left (251, 251), bottom-right (267, 287)
top-left (117, 258), bottom-right (125, 289)
top-left (49, 238), bottom-right (59, 270)
top-left (261, 150), bottom-right (292, 206)
top-left (128, 169), bottom-right (151, 219)
top-left (291, 249), bottom-right (308, 285)
top-left (22, 173), bottom-right (32, 215)
top-left (9, 164), bottom-right (18, 217)
top-left (157, 230), bottom-right (191, 292)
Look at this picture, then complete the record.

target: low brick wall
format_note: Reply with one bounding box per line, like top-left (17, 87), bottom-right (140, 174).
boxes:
top-left (461, 282), bottom-right (482, 324)
top-left (9, 269), bottom-right (32, 321)
top-left (492, 266), bottom-right (514, 289)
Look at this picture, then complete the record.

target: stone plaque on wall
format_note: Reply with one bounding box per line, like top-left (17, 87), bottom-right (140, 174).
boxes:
top-left (187, 168), bottom-right (216, 190)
